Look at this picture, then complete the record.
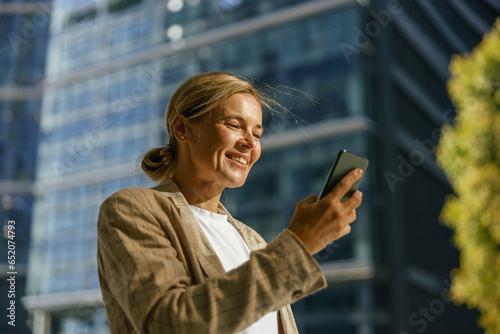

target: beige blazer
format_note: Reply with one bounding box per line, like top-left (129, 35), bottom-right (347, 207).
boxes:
top-left (97, 178), bottom-right (327, 333)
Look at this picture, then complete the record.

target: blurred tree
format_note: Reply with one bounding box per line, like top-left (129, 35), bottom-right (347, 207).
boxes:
top-left (436, 19), bottom-right (500, 334)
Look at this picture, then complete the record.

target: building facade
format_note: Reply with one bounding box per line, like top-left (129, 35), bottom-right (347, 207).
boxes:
top-left (367, 0), bottom-right (499, 333)
top-left (0, 1), bottom-right (50, 333)
top-left (22, 0), bottom-right (499, 333)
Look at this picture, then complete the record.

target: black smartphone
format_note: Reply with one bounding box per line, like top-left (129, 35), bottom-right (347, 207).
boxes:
top-left (318, 149), bottom-right (369, 202)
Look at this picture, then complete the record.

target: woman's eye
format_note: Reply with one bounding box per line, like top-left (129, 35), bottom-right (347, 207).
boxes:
top-left (253, 133), bottom-right (261, 139)
top-left (227, 123), bottom-right (239, 129)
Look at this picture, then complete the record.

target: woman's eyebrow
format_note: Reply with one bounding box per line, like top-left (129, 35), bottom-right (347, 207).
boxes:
top-left (224, 114), bottom-right (264, 130)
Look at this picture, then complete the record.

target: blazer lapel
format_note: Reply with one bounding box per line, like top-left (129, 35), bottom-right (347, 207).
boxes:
top-left (177, 205), bottom-right (226, 278)
top-left (152, 179), bottom-right (226, 278)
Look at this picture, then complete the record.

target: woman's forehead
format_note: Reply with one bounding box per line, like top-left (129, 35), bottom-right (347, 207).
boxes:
top-left (218, 93), bottom-right (262, 119)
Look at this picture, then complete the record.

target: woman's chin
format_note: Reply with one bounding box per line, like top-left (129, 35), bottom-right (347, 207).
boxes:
top-left (224, 176), bottom-right (248, 189)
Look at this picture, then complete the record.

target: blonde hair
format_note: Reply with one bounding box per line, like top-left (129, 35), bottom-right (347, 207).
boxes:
top-left (141, 72), bottom-right (274, 182)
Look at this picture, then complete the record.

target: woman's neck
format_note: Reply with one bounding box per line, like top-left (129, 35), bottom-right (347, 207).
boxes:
top-left (172, 173), bottom-right (223, 213)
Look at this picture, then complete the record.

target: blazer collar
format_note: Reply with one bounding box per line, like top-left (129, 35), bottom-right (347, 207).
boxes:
top-left (151, 178), bottom-right (264, 277)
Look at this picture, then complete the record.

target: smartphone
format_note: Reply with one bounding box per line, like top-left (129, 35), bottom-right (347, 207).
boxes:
top-left (318, 149), bottom-right (369, 202)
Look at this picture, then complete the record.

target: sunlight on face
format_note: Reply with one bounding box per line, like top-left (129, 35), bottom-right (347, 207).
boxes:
top-left (185, 93), bottom-right (263, 189)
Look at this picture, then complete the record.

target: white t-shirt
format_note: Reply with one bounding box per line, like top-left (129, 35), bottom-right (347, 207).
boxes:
top-left (189, 205), bottom-right (278, 334)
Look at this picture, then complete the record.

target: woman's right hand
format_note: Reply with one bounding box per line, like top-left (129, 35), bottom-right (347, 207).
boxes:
top-left (287, 169), bottom-right (363, 255)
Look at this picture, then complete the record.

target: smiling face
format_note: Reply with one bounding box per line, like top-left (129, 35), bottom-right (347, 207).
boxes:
top-left (181, 93), bottom-right (263, 191)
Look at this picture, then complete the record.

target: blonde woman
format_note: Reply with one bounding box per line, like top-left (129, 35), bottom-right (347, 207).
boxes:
top-left (97, 72), bottom-right (363, 334)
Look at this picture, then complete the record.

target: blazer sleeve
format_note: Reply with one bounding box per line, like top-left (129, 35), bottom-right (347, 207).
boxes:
top-left (97, 188), bottom-right (327, 334)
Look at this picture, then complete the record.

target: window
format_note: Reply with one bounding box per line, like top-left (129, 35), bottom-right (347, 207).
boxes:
top-left (108, 17), bottom-right (151, 46)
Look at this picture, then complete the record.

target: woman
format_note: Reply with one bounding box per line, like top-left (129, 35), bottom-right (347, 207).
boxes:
top-left (97, 72), bottom-right (363, 334)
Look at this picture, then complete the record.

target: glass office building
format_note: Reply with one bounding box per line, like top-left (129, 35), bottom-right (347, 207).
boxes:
top-left (0, 1), bottom-right (50, 333)
top-left (23, 0), bottom-right (499, 333)
top-left (367, 1), bottom-right (499, 332)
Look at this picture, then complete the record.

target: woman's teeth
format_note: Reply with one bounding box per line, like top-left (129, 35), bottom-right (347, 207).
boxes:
top-left (228, 155), bottom-right (248, 165)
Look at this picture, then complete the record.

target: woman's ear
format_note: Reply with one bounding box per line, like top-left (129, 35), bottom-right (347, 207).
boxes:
top-left (172, 114), bottom-right (189, 142)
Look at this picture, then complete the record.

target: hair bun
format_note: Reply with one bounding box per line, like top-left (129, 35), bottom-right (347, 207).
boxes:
top-left (141, 146), bottom-right (175, 182)
top-left (159, 144), bottom-right (174, 161)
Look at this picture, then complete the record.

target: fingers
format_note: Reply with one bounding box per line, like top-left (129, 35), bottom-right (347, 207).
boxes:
top-left (290, 181), bottom-right (363, 255)
top-left (343, 190), bottom-right (362, 212)
top-left (326, 168), bottom-right (363, 202)
top-left (300, 193), bottom-right (318, 204)
top-left (341, 223), bottom-right (351, 238)
top-left (347, 208), bottom-right (357, 222)
top-left (327, 210), bottom-right (355, 241)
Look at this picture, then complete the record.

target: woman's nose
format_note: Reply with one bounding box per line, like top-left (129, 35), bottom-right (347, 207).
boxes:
top-left (240, 130), bottom-right (257, 149)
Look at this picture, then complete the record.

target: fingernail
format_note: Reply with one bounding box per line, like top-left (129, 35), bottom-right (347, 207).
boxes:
top-left (357, 169), bottom-right (363, 175)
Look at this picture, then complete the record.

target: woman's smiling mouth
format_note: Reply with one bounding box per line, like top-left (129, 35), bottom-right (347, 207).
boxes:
top-left (226, 154), bottom-right (249, 169)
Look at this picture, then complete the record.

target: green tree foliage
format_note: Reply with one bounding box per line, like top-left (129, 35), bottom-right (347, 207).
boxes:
top-left (436, 19), bottom-right (500, 334)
